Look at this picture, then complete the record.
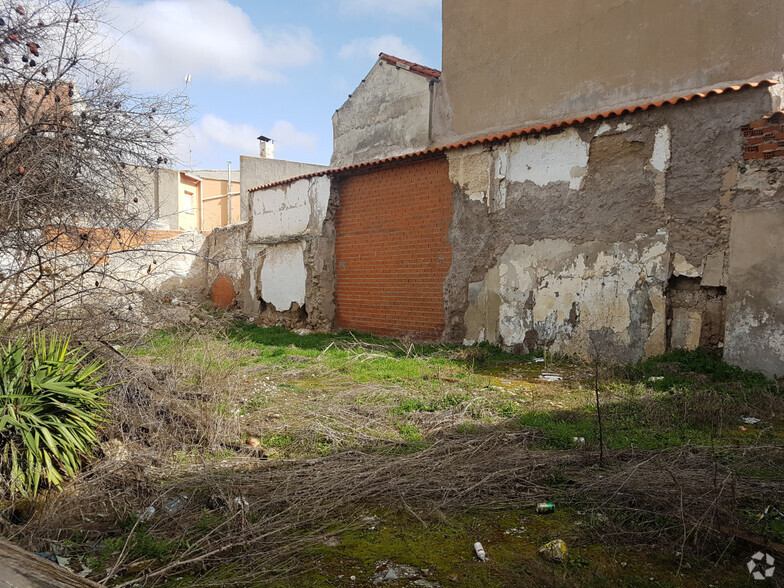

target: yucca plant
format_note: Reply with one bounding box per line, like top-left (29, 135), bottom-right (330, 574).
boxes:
top-left (0, 333), bottom-right (109, 498)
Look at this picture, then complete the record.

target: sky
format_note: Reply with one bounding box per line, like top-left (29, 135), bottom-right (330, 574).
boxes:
top-left (106, 0), bottom-right (443, 170)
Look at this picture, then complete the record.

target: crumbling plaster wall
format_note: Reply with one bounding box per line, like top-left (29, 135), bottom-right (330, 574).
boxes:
top-left (239, 156), bottom-right (328, 223)
top-left (331, 59), bottom-right (433, 168)
top-left (247, 175), bottom-right (336, 330)
top-left (446, 86), bottom-right (782, 367)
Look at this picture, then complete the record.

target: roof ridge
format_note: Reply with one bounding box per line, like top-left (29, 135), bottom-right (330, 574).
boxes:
top-left (248, 78), bottom-right (778, 193)
top-left (378, 52), bottom-right (441, 79)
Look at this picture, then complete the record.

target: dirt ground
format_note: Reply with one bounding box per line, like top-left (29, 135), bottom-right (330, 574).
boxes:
top-left (3, 321), bottom-right (783, 586)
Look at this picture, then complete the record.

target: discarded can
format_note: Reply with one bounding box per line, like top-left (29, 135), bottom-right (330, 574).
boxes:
top-left (572, 436), bottom-right (586, 444)
top-left (536, 502), bottom-right (555, 514)
top-left (474, 541), bottom-right (487, 561)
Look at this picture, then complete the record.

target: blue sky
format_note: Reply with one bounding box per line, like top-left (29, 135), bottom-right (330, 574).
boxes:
top-left (107, 0), bottom-right (442, 170)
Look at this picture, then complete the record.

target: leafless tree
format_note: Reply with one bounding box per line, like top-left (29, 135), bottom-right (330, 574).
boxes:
top-left (0, 0), bottom-right (188, 334)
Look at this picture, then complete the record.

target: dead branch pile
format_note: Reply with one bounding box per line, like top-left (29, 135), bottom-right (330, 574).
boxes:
top-left (5, 433), bottom-right (781, 586)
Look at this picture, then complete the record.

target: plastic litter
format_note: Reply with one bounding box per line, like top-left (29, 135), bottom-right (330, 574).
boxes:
top-left (233, 497), bottom-right (250, 511)
top-left (474, 541), bottom-right (487, 561)
top-left (648, 376), bottom-right (664, 382)
top-left (533, 357), bottom-right (545, 363)
top-left (137, 506), bottom-right (155, 522)
top-left (536, 502), bottom-right (555, 514)
top-left (740, 416), bottom-right (761, 425)
top-left (539, 373), bottom-right (563, 382)
top-left (539, 539), bottom-right (568, 563)
top-left (162, 494), bottom-right (188, 514)
top-left (572, 436), bottom-right (586, 444)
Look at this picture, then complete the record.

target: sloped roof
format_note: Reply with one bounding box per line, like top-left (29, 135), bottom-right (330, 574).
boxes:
top-left (378, 53), bottom-right (441, 79)
top-left (250, 78), bottom-right (778, 193)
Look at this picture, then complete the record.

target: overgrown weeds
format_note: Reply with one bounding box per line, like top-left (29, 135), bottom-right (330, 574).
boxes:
top-left (2, 322), bottom-right (782, 586)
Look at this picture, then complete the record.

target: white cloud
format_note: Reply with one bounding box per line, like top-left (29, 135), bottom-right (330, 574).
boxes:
top-left (198, 114), bottom-right (259, 154)
top-left (108, 0), bottom-right (320, 90)
top-left (339, 35), bottom-right (423, 63)
top-left (339, 0), bottom-right (439, 19)
top-left (269, 120), bottom-right (317, 153)
top-left (172, 115), bottom-right (317, 168)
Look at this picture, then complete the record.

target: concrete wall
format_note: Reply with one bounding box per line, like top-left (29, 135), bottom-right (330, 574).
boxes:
top-left (331, 58), bottom-right (434, 168)
top-left (436, 0), bottom-right (784, 142)
top-left (444, 85), bottom-right (784, 373)
top-left (246, 174), bottom-right (337, 331)
top-left (239, 156), bottom-right (328, 224)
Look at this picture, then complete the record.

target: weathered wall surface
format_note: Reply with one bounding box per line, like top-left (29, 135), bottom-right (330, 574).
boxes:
top-left (436, 0), bottom-right (784, 142)
top-left (205, 222), bottom-right (249, 309)
top-left (724, 203), bottom-right (784, 379)
top-left (331, 59), bottom-right (433, 168)
top-left (239, 156), bottom-right (328, 223)
top-left (246, 176), bottom-right (337, 331)
top-left (249, 175), bottom-right (331, 242)
top-left (334, 157), bottom-right (453, 340)
top-left (445, 87), bottom-right (783, 368)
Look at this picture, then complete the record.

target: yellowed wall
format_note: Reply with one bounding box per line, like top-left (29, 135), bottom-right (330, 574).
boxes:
top-left (437, 0), bottom-right (784, 141)
top-left (202, 179), bottom-right (240, 231)
top-left (178, 174), bottom-right (201, 231)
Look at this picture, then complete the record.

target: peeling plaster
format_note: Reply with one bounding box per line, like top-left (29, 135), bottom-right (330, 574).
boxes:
top-left (506, 128), bottom-right (590, 190)
top-left (463, 234), bottom-right (669, 360)
top-left (260, 242), bottom-right (307, 311)
top-left (250, 175), bottom-right (331, 242)
top-left (650, 125), bottom-right (671, 172)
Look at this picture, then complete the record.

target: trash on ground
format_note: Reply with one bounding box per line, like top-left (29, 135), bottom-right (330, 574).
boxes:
top-left (739, 426), bottom-right (748, 432)
top-left (232, 497), bottom-right (250, 511)
top-left (536, 502), bottom-right (555, 514)
top-left (539, 539), bottom-right (568, 563)
top-left (740, 416), bottom-right (761, 425)
top-left (137, 506), bottom-right (155, 522)
top-left (162, 494), bottom-right (188, 514)
top-left (371, 560), bottom-right (424, 584)
top-left (648, 376), bottom-right (664, 382)
top-left (474, 541), bottom-right (487, 561)
top-left (539, 373), bottom-right (563, 382)
top-left (533, 357), bottom-right (545, 363)
top-left (572, 436), bottom-right (586, 444)
top-left (55, 555), bottom-right (70, 567)
top-left (246, 436), bottom-right (261, 448)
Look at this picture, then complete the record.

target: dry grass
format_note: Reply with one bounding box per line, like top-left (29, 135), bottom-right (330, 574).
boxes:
top-left (2, 323), bottom-right (783, 585)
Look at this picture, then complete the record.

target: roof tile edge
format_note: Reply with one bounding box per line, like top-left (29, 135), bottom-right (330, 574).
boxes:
top-left (248, 79), bottom-right (778, 193)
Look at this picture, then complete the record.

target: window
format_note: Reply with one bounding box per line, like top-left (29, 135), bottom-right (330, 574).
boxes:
top-left (183, 191), bottom-right (193, 214)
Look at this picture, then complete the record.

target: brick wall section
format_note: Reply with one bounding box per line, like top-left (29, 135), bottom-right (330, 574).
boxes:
top-left (334, 156), bottom-right (453, 340)
top-left (45, 226), bottom-right (185, 253)
top-left (742, 116), bottom-right (784, 160)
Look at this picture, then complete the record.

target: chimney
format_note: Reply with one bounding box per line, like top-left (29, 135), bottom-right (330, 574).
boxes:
top-left (258, 135), bottom-right (274, 159)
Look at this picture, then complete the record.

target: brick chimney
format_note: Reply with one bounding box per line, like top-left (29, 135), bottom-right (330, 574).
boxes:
top-left (258, 135), bottom-right (274, 159)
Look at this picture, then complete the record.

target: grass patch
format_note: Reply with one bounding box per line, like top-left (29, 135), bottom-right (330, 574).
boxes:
top-left (392, 393), bottom-right (470, 414)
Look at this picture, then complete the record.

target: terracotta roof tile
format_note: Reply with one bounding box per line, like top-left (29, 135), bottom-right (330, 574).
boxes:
top-left (249, 79), bottom-right (778, 193)
top-left (378, 53), bottom-right (441, 79)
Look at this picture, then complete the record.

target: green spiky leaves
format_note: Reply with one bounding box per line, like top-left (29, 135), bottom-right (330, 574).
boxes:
top-left (0, 333), bottom-right (109, 498)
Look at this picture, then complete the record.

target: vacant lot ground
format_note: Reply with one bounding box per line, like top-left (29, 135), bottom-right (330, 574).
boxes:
top-left (4, 321), bottom-right (784, 586)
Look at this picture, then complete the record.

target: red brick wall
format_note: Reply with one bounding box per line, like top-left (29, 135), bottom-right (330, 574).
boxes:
top-left (45, 226), bottom-right (185, 253)
top-left (334, 156), bottom-right (453, 340)
top-left (743, 116), bottom-right (784, 160)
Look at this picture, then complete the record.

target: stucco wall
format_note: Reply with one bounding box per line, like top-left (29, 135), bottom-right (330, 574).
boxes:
top-left (436, 0), bottom-right (784, 142)
top-left (239, 156), bottom-right (328, 223)
top-left (445, 85), bottom-right (784, 371)
top-left (246, 175), bottom-right (337, 331)
top-left (331, 59), bottom-right (433, 168)
top-left (249, 175), bottom-right (331, 243)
